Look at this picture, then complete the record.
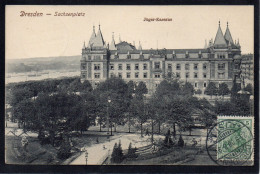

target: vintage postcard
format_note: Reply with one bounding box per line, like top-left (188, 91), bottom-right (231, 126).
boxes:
top-left (5, 5), bottom-right (255, 166)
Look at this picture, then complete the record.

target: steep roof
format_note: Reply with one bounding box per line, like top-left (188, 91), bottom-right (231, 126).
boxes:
top-left (213, 22), bottom-right (227, 47)
top-left (88, 26), bottom-right (96, 47)
top-left (110, 33), bottom-right (117, 50)
top-left (92, 26), bottom-right (105, 47)
top-left (116, 41), bottom-right (136, 51)
top-left (224, 23), bottom-right (234, 44)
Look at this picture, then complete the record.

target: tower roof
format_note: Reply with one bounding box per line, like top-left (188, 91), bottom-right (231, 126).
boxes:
top-left (92, 24), bottom-right (105, 47)
top-left (224, 22), bottom-right (234, 44)
top-left (213, 21), bottom-right (227, 47)
top-left (87, 24), bottom-right (105, 48)
top-left (88, 26), bottom-right (96, 48)
top-left (110, 32), bottom-right (117, 50)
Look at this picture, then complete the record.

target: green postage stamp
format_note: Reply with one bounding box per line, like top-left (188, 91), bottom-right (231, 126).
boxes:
top-left (217, 116), bottom-right (254, 163)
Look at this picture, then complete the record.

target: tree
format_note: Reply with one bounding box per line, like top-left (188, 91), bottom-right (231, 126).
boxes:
top-left (218, 83), bottom-right (230, 98)
top-left (204, 82), bottom-right (218, 98)
top-left (111, 141), bottom-right (124, 163)
top-left (182, 82), bottom-right (194, 96)
top-left (127, 143), bottom-right (137, 158)
top-left (95, 77), bottom-right (129, 135)
top-left (129, 97), bottom-right (148, 136)
top-left (127, 80), bottom-right (135, 96)
top-left (245, 84), bottom-right (253, 95)
top-left (12, 98), bottom-right (35, 130)
top-left (194, 89), bottom-right (202, 95)
top-left (9, 88), bottom-right (33, 107)
top-left (135, 81), bottom-right (148, 98)
top-left (231, 82), bottom-right (241, 99)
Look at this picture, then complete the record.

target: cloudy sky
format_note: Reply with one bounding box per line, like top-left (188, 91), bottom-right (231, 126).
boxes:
top-left (6, 5), bottom-right (254, 59)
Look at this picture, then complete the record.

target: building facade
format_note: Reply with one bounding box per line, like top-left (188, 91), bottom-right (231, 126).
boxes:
top-left (241, 54), bottom-right (254, 86)
top-left (80, 22), bottom-right (242, 94)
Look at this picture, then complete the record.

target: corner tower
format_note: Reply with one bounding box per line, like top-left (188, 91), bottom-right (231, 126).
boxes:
top-left (80, 24), bottom-right (109, 86)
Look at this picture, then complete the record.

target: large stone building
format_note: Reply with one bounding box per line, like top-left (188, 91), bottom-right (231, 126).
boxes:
top-left (80, 22), bottom-right (242, 94)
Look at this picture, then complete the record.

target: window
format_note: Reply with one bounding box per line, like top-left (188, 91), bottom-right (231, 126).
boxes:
top-left (127, 72), bottom-right (131, 78)
top-left (88, 55), bottom-right (91, 60)
top-left (217, 53), bottom-right (226, 59)
top-left (194, 83), bottom-right (198, 88)
top-left (168, 64), bottom-right (172, 70)
top-left (110, 73), bottom-right (114, 78)
top-left (110, 64), bottom-right (114, 70)
top-left (154, 74), bottom-right (161, 78)
top-left (135, 64), bottom-right (139, 70)
top-left (127, 64), bottom-right (131, 70)
top-left (203, 82), bottom-right (207, 88)
top-left (186, 72), bottom-right (189, 78)
top-left (135, 72), bottom-right (139, 78)
top-left (94, 55), bottom-right (101, 60)
top-left (218, 72), bottom-right (225, 79)
top-left (218, 63), bottom-right (225, 70)
top-left (185, 64), bottom-right (189, 70)
top-left (118, 73), bottom-right (122, 78)
top-left (203, 63), bottom-right (207, 70)
top-left (154, 62), bottom-right (160, 69)
top-left (94, 64), bottom-right (100, 70)
top-left (94, 73), bottom-right (100, 79)
top-left (203, 73), bottom-right (207, 78)
top-left (143, 72), bottom-right (147, 78)
top-left (81, 65), bottom-right (86, 70)
top-left (194, 63), bottom-right (198, 70)
top-left (94, 82), bottom-right (100, 86)
top-left (176, 72), bottom-right (180, 78)
top-left (82, 74), bottom-right (85, 78)
top-left (176, 64), bottom-right (181, 70)
top-left (194, 72), bottom-right (198, 78)
top-left (143, 63), bottom-right (147, 70)
top-left (118, 64), bottom-right (122, 70)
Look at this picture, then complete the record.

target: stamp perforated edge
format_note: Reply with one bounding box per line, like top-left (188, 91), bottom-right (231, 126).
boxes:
top-left (217, 115), bottom-right (255, 163)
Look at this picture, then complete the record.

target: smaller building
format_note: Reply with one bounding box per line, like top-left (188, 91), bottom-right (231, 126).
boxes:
top-left (240, 54), bottom-right (254, 86)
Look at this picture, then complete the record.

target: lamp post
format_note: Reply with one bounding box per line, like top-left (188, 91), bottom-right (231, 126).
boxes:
top-left (107, 96), bottom-right (111, 136)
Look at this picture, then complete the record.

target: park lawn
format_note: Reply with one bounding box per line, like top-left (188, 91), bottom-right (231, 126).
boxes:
top-left (5, 135), bottom-right (62, 164)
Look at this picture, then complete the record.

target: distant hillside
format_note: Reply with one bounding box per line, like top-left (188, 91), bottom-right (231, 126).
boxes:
top-left (6, 55), bottom-right (81, 73)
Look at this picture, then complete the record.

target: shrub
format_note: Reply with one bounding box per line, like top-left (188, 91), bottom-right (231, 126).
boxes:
top-left (178, 135), bottom-right (184, 147)
top-left (111, 141), bottom-right (124, 163)
top-left (127, 143), bottom-right (137, 158)
top-left (57, 140), bottom-right (71, 159)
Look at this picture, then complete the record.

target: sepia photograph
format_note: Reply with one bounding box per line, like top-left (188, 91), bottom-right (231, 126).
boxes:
top-left (5, 5), bottom-right (255, 166)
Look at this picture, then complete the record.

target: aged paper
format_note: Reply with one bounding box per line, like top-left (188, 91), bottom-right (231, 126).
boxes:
top-left (5, 5), bottom-right (254, 166)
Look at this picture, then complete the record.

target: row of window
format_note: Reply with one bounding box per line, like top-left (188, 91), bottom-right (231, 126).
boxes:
top-left (93, 72), bottom-right (226, 79)
top-left (167, 63), bottom-right (207, 71)
top-left (93, 63), bottom-right (226, 71)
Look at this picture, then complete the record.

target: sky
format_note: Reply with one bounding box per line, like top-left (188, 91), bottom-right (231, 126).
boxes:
top-left (6, 5), bottom-right (254, 59)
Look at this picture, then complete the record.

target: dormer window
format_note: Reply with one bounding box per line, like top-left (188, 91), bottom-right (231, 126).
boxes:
top-left (172, 51), bottom-right (176, 58)
top-left (198, 51), bottom-right (202, 58)
top-left (185, 51), bottom-right (189, 58)
top-left (127, 51), bottom-right (131, 59)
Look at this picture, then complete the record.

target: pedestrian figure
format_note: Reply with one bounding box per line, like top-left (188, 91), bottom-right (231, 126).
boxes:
top-left (96, 137), bottom-right (99, 144)
top-left (145, 128), bottom-right (150, 136)
top-left (192, 138), bottom-right (197, 147)
top-left (21, 136), bottom-right (28, 152)
top-left (103, 145), bottom-right (106, 150)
